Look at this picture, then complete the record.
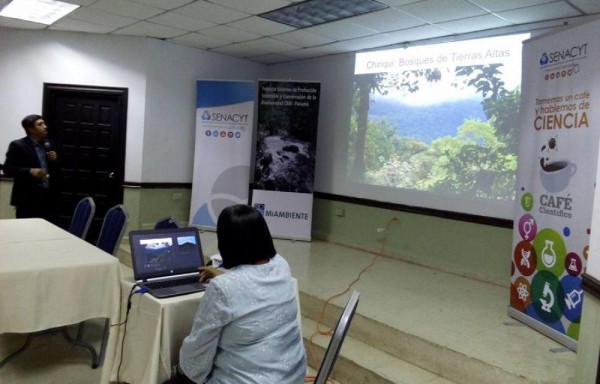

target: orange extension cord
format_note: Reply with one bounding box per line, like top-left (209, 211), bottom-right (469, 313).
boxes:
top-left (304, 217), bottom-right (398, 384)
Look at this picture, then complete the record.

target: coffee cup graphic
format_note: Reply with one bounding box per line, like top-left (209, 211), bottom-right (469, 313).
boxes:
top-left (539, 159), bottom-right (576, 193)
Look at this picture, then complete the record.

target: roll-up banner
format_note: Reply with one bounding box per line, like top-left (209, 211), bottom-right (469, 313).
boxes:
top-left (189, 80), bottom-right (255, 230)
top-left (510, 19), bottom-right (600, 350)
top-left (251, 80), bottom-right (321, 241)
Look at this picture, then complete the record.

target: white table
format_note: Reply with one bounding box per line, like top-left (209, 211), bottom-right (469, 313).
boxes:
top-left (0, 218), bottom-right (122, 383)
top-left (110, 272), bottom-right (204, 384)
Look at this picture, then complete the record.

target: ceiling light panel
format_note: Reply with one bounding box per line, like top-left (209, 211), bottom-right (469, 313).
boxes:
top-left (259, 0), bottom-right (388, 28)
top-left (0, 0), bottom-right (79, 25)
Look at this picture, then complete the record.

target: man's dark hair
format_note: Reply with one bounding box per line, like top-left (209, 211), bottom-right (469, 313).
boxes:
top-left (217, 204), bottom-right (276, 269)
top-left (21, 114), bottom-right (43, 134)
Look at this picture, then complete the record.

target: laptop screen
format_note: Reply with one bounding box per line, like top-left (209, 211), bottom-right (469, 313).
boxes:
top-left (129, 227), bottom-right (205, 281)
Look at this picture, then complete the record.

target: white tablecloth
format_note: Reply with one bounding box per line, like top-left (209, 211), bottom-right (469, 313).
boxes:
top-left (0, 218), bottom-right (121, 383)
top-left (110, 272), bottom-right (204, 384)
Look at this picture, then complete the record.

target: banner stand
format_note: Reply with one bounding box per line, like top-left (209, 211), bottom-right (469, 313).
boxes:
top-left (507, 307), bottom-right (577, 351)
top-left (189, 80), bottom-right (256, 230)
top-left (251, 80), bottom-right (321, 240)
top-left (509, 19), bottom-right (600, 350)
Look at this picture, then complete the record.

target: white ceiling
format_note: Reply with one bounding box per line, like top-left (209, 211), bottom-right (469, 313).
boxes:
top-left (1, 0), bottom-right (599, 65)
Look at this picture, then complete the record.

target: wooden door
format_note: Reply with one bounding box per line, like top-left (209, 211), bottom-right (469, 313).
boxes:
top-left (43, 83), bottom-right (128, 242)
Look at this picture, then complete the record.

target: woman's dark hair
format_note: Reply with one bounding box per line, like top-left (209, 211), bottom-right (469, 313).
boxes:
top-left (217, 204), bottom-right (276, 269)
top-left (21, 114), bottom-right (43, 133)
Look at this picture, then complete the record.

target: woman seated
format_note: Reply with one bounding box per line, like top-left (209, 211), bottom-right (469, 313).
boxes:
top-left (166, 204), bottom-right (306, 384)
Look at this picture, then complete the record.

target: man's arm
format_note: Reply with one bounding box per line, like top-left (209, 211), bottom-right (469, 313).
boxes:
top-left (3, 141), bottom-right (32, 179)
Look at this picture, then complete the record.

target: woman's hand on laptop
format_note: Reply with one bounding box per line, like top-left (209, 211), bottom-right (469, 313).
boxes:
top-left (199, 266), bottom-right (223, 283)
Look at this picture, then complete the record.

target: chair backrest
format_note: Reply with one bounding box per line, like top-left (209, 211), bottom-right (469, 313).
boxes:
top-left (314, 290), bottom-right (360, 384)
top-left (68, 197), bottom-right (96, 239)
top-left (154, 216), bottom-right (179, 229)
top-left (96, 204), bottom-right (128, 256)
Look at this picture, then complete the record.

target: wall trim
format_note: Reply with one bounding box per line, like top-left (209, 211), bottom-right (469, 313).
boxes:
top-left (123, 182), bottom-right (192, 189)
top-left (314, 191), bottom-right (513, 228)
top-left (582, 273), bottom-right (600, 299)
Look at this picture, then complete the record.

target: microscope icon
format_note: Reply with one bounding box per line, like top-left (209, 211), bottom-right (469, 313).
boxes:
top-left (540, 282), bottom-right (555, 313)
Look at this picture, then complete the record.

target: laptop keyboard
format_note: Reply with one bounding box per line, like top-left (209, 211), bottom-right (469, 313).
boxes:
top-left (145, 276), bottom-right (202, 290)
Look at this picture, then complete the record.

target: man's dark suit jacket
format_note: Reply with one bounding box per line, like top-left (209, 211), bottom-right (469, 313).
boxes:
top-left (3, 136), bottom-right (54, 208)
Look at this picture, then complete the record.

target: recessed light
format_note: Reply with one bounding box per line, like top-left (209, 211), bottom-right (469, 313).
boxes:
top-left (260, 0), bottom-right (388, 29)
top-left (0, 0), bottom-right (79, 25)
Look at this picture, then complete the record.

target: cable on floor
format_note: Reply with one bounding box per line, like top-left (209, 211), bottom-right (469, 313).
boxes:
top-left (304, 216), bottom-right (398, 382)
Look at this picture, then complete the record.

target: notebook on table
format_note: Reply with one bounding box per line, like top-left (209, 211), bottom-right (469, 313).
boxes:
top-left (129, 227), bottom-right (208, 298)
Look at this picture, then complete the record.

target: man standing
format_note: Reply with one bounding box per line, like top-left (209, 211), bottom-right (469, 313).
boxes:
top-left (3, 114), bottom-right (58, 221)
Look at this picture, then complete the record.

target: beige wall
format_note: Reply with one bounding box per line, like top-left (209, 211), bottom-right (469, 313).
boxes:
top-left (1, 182), bottom-right (511, 285)
top-left (312, 198), bottom-right (513, 286)
top-left (123, 186), bottom-right (192, 233)
top-left (0, 180), bottom-right (15, 219)
top-left (575, 293), bottom-right (600, 383)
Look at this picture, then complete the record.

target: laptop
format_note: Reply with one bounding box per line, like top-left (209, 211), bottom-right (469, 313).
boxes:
top-left (129, 227), bottom-right (208, 298)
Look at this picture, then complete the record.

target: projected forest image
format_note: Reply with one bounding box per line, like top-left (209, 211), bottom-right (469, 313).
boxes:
top-left (349, 63), bottom-right (521, 202)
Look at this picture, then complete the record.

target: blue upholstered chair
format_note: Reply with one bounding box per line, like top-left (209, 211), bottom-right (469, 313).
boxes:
top-left (154, 216), bottom-right (179, 229)
top-left (96, 204), bottom-right (128, 256)
top-left (68, 196), bottom-right (95, 239)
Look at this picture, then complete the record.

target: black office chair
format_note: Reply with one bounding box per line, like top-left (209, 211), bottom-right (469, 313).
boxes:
top-left (96, 204), bottom-right (129, 256)
top-left (313, 290), bottom-right (360, 384)
top-left (154, 216), bottom-right (179, 229)
top-left (68, 196), bottom-right (95, 239)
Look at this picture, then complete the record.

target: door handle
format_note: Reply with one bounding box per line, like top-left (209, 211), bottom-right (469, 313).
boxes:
top-left (109, 172), bottom-right (115, 179)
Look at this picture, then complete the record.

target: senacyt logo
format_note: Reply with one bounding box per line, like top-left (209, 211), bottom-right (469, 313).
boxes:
top-left (540, 43), bottom-right (588, 66)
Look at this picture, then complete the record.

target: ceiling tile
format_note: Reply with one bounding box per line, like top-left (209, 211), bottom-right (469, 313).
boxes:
top-left (149, 12), bottom-right (215, 31)
top-left (62, 0), bottom-right (98, 6)
top-left (305, 20), bottom-right (378, 40)
top-left (300, 43), bottom-right (349, 55)
top-left (228, 16), bottom-right (295, 36)
top-left (437, 14), bottom-right (513, 34)
top-left (169, 32), bottom-right (229, 49)
top-left (351, 7), bottom-right (425, 32)
top-left (248, 53), bottom-right (295, 64)
top-left (113, 21), bottom-right (188, 38)
top-left (174, 1), bottom-right (249, 23)
top-left (211, 0), bottom-right (291, 15)
top-left (399, 0), bottom-right (488, 23)
top-left (232, 37), bottom-right (300, 54)
top-left (469, 0), bottom-right (558, 13)
top-left (210, 42), bottom-right (267, 57)
top-left (497, 2), bottom-right (582, 24)
top-left (568, 0), bottom-right (600, 13)
top-left (377, 0), bottom-right (422, 5)
top-left (49, 18), bottom-right (116, 33)
top-left (199, 25), bottom-right (262, 43)
top-left (68, 7), bottom-right (138, 28)
top-left (90, 0), bottom-right (164, 19)
top-left (272, 29), bottom-right (335, 47)
top-left (325, 33), bottom-right (402, 51)
top-left (386, 24), bottom-right (450, 43)
top-left (282, 47), bottom-right (329, 59)
top-left (2, 0), bottom-right (599, 66)
top-left (128, 0), bottom-right (195, 10)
